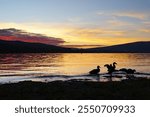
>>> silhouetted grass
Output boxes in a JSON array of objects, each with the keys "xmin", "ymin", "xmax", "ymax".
[{"xmin": 0, "ymin": 79, "xmax": 150, "ymax": 100}]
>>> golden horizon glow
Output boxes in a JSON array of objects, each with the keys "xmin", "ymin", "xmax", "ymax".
[
  {"xmin": 0, "ymin": 22, "xmax": 149, "ymax": 46},
  {"xmin": 0, "ymin": 0, "xmax": 150, "ymax": 47}
]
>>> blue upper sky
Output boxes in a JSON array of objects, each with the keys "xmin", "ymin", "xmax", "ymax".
[
  {"xmin": 0, "ymin": 0, "xmax": 149, "ymax": 22},
  {"xmin": 0, "ymin": 0, "xmax": 150, "ymax": 46}
]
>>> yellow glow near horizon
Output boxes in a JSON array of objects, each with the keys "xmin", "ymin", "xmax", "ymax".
[{"xmin": 0, "ymin": 22, "xmax": 149, "ymax": 46}]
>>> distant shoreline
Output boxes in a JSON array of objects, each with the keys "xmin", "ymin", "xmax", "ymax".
[
  {"xmin": 0, "ymin": 79, "xmax": 150, "ymax": 100},
  {"xmin": 0, "ymin": 40, "xmax": 150, "ymax": 53},
  {"xmin": 0, "ymin": 52, "xmax": 150, "ymax": 54}
]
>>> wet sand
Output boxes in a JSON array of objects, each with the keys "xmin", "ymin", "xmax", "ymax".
[{"xmin": 0, "ymin": 79, "xmax": 150, "ymax": 100}]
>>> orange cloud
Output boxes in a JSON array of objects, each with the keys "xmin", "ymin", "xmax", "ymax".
[{"xmin": 0, "ymin": 28, "xmax": 65, "ymax": 45}]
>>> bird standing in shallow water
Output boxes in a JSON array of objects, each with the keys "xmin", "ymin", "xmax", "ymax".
[
  {"xmin": 89, "ymin": 66, "xmax": 100, "ymax": 75},
  {"xmin": 104, "ymin": 62, "xmax": 117, "ymax": 74},
  {"xmin": 112, "ymin": 62, "xmax": 117, "ymax": 71}
]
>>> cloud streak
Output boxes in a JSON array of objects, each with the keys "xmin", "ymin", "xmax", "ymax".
[
  {"xmin": 0, "ymin": 28, "xmax": 65, "ymax": 45},
  {"xmin": 113, "ymin": 12, "xmax": 149, "ymax": 20},
  {"xmin": 68, "ymin": 28, "xmax": 125, "ymax": 38},
  {"xmin": 97, "ymin": 11, "xmax": 149, "ymax": 20},
  {"xmin": 139, "ymin": 29, "xmax": 150, "ymax": 33}
]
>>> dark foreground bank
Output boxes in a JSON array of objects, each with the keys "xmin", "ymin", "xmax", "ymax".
[{"xmin": 0, "ymin": 79, "xmax": 150, "ymax": 100}]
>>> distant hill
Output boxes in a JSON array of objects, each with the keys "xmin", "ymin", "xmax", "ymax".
[
  {"xmin": 85, "ymin": 41, "xmax": 150, "ymax": 53},
  {"xmin": 0, "ymin": 40, "xmax": 79, "ymax": 53},
  {"xmin": 0, "ymin": 40, "xmax": 149, "ymax": 53}
]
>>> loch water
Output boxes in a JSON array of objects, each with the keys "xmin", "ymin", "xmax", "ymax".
[{"xmin": 0, "ymin": 53, "xmax": 150, "ymax": 83}]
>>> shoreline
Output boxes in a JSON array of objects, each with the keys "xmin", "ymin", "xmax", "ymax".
[{"xmin": 0, "ymin": 78, "xmax": 150, "ymax": 100}]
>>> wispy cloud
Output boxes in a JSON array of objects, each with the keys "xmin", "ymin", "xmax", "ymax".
[
  {"xmin": 143, "ymin": 21, "xmax": 150, "ymax": 25},
  {"xmin": 68, "ymin": 28, "xmax": 125, "ymax": 37},
  {"xmin": 107, "ymin": 19, "xmax": 132, "ymax": 27},
  {"xmin": 139, "ymin": 29, "xmax": 150, "ymax": 33},
  {"xmin": 113, "ymin": 12, "xmax": 149, "ymax": 20},
  {"xmin": 67, "ymin": 17, "xmax": 82, "ymax": 23},
  {"xmin": 97, "ymin": 11, "xmax": 149, "ymax": 20}
]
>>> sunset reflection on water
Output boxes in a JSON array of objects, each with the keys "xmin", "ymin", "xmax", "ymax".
[
  {"xmin": 0, "ymin": 53, "xmax": 149, "ymax": 83},
  {"xmin": 0, "ymin": 53, "xmax": 150, "ymax": 74}
]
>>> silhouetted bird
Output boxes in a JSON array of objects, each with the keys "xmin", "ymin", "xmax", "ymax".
[
  {"xmin": 89, "ymin": 66, "xmax": 100, "ymax": 75},
  {"xmin": 128, "ymin": 69, "xmax": 136, "ymax": 74},
  {"xmin": 104, "ymin": 62, "xmax": 117, "ymax": 74},
  {"xmin": 119, "ymin": 68, "xmax": 136, "ymax": 74},
  {"xmin": 104, "ymin": 64, "xmax": 112, "ymax": 74},
  {"xmin": 112, "ymin": 62, "xmax": 117, "ymax": 70}
]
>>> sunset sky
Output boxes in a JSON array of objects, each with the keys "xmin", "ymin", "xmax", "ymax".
[{"xmin": 0, "ymin": 0, "xmax": 150, "ymax": 47}]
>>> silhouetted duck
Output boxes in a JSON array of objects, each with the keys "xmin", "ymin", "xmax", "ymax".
[
  {"xmin": 104, "ymin": 64, "xmax": 112, "ymax": 74},
  {"xmin": 119, "ymin": 68, "xmax": 136, "ymax": 74},
  {"xmin": 104, "ymin": 62, "xmax": 117, "ymax": 74},
  {"xmin": 89, "ymin": 66, "xmax": 100, "ymax": 75},
  {"xmin": 112, "ymin": 62, "xmax": 117, "ymax": 70}
]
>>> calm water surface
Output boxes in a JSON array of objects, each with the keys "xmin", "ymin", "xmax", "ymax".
[{"xmin": 0, "ymin": 53, "xmax": 150, "ymax": 83}]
